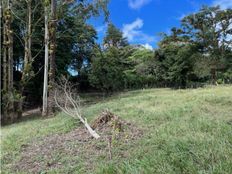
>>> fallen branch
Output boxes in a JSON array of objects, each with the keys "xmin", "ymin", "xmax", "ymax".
[{"xmin": 54, "ymin": 77, "xmax": 100, "ymax": 139}]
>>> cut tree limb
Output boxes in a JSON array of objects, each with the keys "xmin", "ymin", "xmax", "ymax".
[{"xmin": 54, "ymin": 78, "xmax": 100, "ymax": 139}]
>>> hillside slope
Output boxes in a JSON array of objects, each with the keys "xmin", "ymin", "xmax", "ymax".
[{"xmin": 1, "ymin": 86, "xmax": 232, "ymax": 173}]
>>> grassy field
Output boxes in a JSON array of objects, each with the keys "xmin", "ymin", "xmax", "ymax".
[{"xmin": 1, "ymin": 85, "xmax": 232, "ymax": 173}]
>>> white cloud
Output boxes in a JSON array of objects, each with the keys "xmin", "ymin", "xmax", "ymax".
[
  {"xmin": 123, "ymin": 18, "xmax": 143, "ymax": 41},
  {"xmin": 96, "ymin": 24, "xmax": 107, "ymax": 33},
  {"xmin": 128, "ymin": 0, "xmax": 151, "ymax": 9},
  {"xmin": 213, "ymin": 0, "xmax": 232, "ymax": 9},
  {"xmin": 142, "ymin": 43, "xmax": 153, "ymax": 50},
  {"xmin": 122, "ymin": 18, "xmax": 155, "ymax": 43}
]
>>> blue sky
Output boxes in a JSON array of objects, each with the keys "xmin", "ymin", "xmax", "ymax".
[{"xmin": 92, "ymin": 0, "xmax": 232, "ymax": 49}]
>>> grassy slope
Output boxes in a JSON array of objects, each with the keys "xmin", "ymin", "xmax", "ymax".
[{"xmin": 1, "ymin": 86, "xmax": 232, "ymax": 173}]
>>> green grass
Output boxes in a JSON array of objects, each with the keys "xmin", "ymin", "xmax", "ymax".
[{"xmin": 1, "ymin": 85, "xmax": 232, "ymax": 173}]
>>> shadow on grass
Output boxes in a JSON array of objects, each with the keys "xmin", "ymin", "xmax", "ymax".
[{"xmin": 1, "ymin": 108, "xmax": 44, "ymax": 127}]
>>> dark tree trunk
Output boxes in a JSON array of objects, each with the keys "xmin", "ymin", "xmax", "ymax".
[
  {"xmin": 2, "ymin": 0, "xmax": 18, "ymax": 124},
  {"xmin": 47, "ymin": 0, "xmax": 57, "ymax": 115}
]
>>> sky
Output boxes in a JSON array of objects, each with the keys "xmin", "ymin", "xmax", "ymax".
[{"xmin": 92, "ymin": 0, "xmax": 232, "ymax": 49}]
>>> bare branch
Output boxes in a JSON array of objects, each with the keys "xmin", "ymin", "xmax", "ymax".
[
  {"xmin": 54, "ymin": 77, "xmax": 100, "ymax": 139},
  {"xmin": 32, "ymin": 44, "xmax": 45, "ymax": 61},
  {"xmin": 13, "ymin": 32, "xmax": 25, "ymax": 48},
  {"xmin": 11, "ymin": 9, "xmax": 26, "ymax": 23}
]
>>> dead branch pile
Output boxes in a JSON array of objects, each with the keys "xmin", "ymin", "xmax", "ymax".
[{"xmin": 91, "ymin": 110, "xmax": 124, "ymax": 131}]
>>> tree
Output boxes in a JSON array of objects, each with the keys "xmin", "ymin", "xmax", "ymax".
[
  {"xmin": 1, "ymin": 0, "xmax": 15, "ymax": 123},
  {"xmin": 153, "ymin": 28, "xmax": 198, "ymax": 88},
  {"xmin": 42, "ymin": 0, "xmax": 49, "ymax": 116},
  {"xmin": 23, "ymin": 0, "xmax": 32, "ymax": 75},
  {"xmin": 70, "ymin": 20, "xmax": 97, "ymax": 76},
  {"xmin": 124, "ymin": 47, "xmax": 155, "ymax": 88},
  {"xmin": 89, "ymin": 24, "xmax": 130, "ymax": 92},
  {"xmin": 103, "ymin": 23, "xmax": 128, "ymax": 48},
  {"xmin": 181, "ymin": 6, "xmax": 232, "ymax": 83},
  {"xmin": 47, "ymin": 0, "xmax": 57, "ymax": 115},
  {"xmin": 89, "ymin": 46, "xmax": 125, "ymax": 92}
]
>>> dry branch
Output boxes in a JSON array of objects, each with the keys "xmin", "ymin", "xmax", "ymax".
[{"xmin": 54, "ymin": 77, "xmax": 100, "ymax": 139}]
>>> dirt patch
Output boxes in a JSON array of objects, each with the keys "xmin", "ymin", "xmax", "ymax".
[
  {"xmin": 22, "ymin": 108, "xmax": 41, "ymax": 117},
  {"xmin": 13, "ymin": 110, "xmax": 142, "ymax": 173}
]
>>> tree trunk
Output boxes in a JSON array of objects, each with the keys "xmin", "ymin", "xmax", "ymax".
[
  {"xmin": 2, "ymin": 2, "xmax": 8, "ymax": 123},
  {"xmin": 6, "ymin": 1, "xmax": 13, "ymax": 92},
  {"xmin": 42, "ymin": 5, "xmax": 49, "ymax": 116},
  {"xmin": 3, "ymin": 18, "xmax": 7, "ymax": 92},
  {"xmin": 28, "ymin": 0, "xmax": 32, "ymax": 63},
  {"xmin": 211, "ymin": 68, "xmax": 216, "ymax": 85},
  {"xmin": 8, "ymin": 8, "xmax": 14, "ymax": 122},
  {"xmin": 24, "ymin": 34, "xmax": 29, "ymax": 69},
  {"xmin": 47, "ymin": 0, "xmax": 57, "ymax": 115},
  {"xmin": 19, "ymin": 0, "xmax": 32, "ymax": 119},
  {"xmin": 2, "ymin": 0, "xmax": 15, "ymax": 123},
  {"xmin": 22, "ymin": 0, "xmax": 32, "ymax": 78},
  {"xmin": 24, "ymin": 0, "xmax": 32, "ymax": 65}
]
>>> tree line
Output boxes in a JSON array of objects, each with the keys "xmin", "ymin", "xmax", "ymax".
[
  {"xmin": 90, "ymin": 6, "xmax": 232, "ymax": 91},
  {"xmin": 1, "ymin": 1, "xmax": 232, "ymax": 124}
]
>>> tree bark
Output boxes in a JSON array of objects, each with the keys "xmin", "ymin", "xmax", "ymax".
[
  {"xmin": 2, "ymin": 1, "xmax": 8, "ymax": 123},
  {"xmin": 3, "ymin": 17, "xmax": 8, "ymax": 92},
  {"xmin": 2, "ymin": 0, "xmax": 15, "ymax": 123},
  {"xmin": 42, "ymin": 5, "xmax": 49, "ymax": 116},
  {"xmin": 6, "ymin": 1, "xmax": 13, "ymax": 92},
  {"xmin": 24, "ymin": 0, "xmax": 32, "ymax": 63},
  {"xmin": 47, "ymin": 0, "xmax": 57, "ymax": 115},
  {"xmin": 28, "ymin": 0, "xmax": 32, "ymax": 63},
  {"xmin": 8, "ymin": 0, "xmax": 14, "ymax": 122}
]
